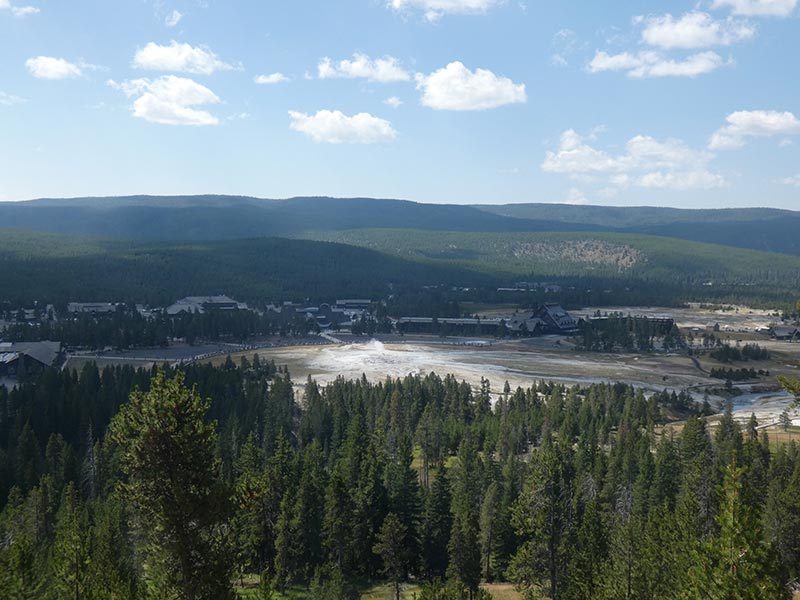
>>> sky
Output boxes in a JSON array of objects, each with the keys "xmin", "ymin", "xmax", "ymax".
[{"xmin": 1, "ymin": 0, "xmax": 799, "ymax": 208}]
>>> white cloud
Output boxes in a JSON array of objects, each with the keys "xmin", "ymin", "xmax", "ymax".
[
  {"xmin": 288, "ymin": 110, "xmax": 397, "ymax": 144},
  {"xmin": 0, "ymin": 91, "xmax": 25, "ymax": 105},
  {"xmin": 778, "ymin": 174, "xmax": 800, "ymax": 186},
  {"xmin": 108, "ymin": 75, "xmax": 220, "ymax": 126},
  {"xmin": 709, "ymin": 110, "xmax": 800, "ymax": 149},
  {"xmin": 542, "ymin": 129, "xmax": 625, "ymax": 173},
  {"xmin": 637, "ymin": 170, "xmax": 728, "ymax": 190},
  {"xmin": 389, "ymin": 0, "xmax": 503, "ymax": 21},
  {"xmin": 712, "ymin": 0, "xmax": 796, "ymax": 16},
  {"xmin": 415, "ymin": 62, "xmax": 526, "ymax": 110},
  {"xmin": 384, "ymin": 96, "xmax": 403, "ymax": 108},
  {"xmin": 639, "ymin": 12, "xmax": 755, "ymax": 49},
  {"xmin": 133, "ymin": 41, "xmax": 235, "ymax": 75},
  {"xmin": 564, "ymin": 188, "xmax": 589, "ymax": 205},
  {"xmin": 1, "ymin": 1, "xmax": 39, "ymax": 17},
  {"xmin": 255, "ymin": 72, "xmax": 289, "ymax": 84},
  {"xmin": 25, "ymin": 56, "xmax": 83, "ymax": 79},
  {"xmin": 588, "ymin": 50, "xmax": 725, "ymax": 78},
  {"xmin": 542, "ymin": 129, "xmax": 726, "ymax": 191},
  {"xmin": 11, "ymin": 5, "xmax": 38, "ymax": 16},
  {"xmin": 318, "ymin": 53, "xmax": 410, "ymax": 83},
  {"xmin": 551, "ymin": 29, "xmax": 583, "ymax": 67},
  {"xmin": 165, "ymin": 10, "xmax": 183, "ymax": 27}
]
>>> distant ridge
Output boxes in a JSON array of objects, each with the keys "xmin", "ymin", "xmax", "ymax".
[{"xmin": 2, "ymin": 195, "xmax": 799, "ymax": 256}]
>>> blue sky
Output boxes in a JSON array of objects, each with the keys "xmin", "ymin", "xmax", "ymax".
[{"xmin": 1, "ymin": 0, "xmax": 799, "ymax": 208}]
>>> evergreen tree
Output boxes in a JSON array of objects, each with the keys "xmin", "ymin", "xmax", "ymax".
[
  {"xmin": 386, "ymin": 434, "xmax": 422, "ymax": 574},
  {"xmin": 479, "ymin": 481, "xmax": 500, "ymax": 582},
  {"xmin": 509, "ymin": 441, "xmax": 574, "ymax": 600},
  {"xmin": 51, "ymin": 483, "xmax": 90, "ymax": 600},
  {"xmin": 447, "ymin": 436, "xmax": 482, "ymax": 597},
  {"xmin": 422, "ymin": 467, "xmax": 453, "ymax": 579},
  {"xmin": 373, "ymin": 513, "xmax": 410, "ymax": 600},
  {"xmin": 686, "ymin": 460, "xmax": 787, "ymax": 599},
  {"xmin": 110, "ymin": 370, "xmax": 235, "ymax": 599}
]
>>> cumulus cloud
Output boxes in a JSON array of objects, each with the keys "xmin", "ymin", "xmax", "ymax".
[
  {"xmin": 588, "ymin": 50, "xmax": 725, "ymax": 78},
  {"xmin": 415, "ymin": 62, "xmax": 526, "ymax": 110},
  {"xmin": 778, "ymin": 174, "xmax": 800, "ymax": 186},
  {"xmin": 709, "ymin": 110, "xmax": 800, "ymax": 149},
  {"xmin": 108, "ymin": 75, "xmax": 220, "ymax": 126},
  {"xmin": 133, "ymin": 41, "xmax": 236, "ymax": 75},
  {"xmin": 564, "ymin": 188, "xmax": 589, "ymax": 205},
  {"xmin": 25, "ymin": 56, "xmax": 84, "ymax": 79},
  {"xmin": 542, "ymin": 129, "xmax": 726, "ymax": 191},
  {"xmin": 384, "ymin": 96, "xmax": 403, "ymax": 108},
  {"xmin": 589, "ymin": 10, "xmax": 752, "ymax": 80},
  {"xmin": 1, "ymin": 1, "xmax": 39, "ymax": 17},
  {"xmin": 288, "ymin": 110, "xmax": 397, "ymax": 144},
  {"xmin": 255, "ymin": 72, "xmax": 289, "ymax": 84},
  {"xmin": 712, "ymin": 0, "xmax": 796, "ymax": 16},
  {"xmin": 639, "ymin": 11, "xmax": 755, "ymax": 49},
  {"xmin": 12, "ymin": 5, "xmax": 38, "ymax": 16},
  {"xmin": 317, "ymin": 53, "xmax": 410, "ymax": 83},
  {"xmin": 389, "ymin": 0, "xmax": 503, "ymax": 21},
  {"xmin": 0, "ymin": 91, "xmax": 25, "ymax": 105},
  {"xmin": 165, "ymin": 10, "xmax": 183, "ymax": 27}
]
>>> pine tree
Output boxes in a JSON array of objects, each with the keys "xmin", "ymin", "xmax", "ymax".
[
  {"xmin": 109, "ymin": 370, "xmax": 235, "ymax": 599},
  {"xmin": 686, "ymin": 460, "xmax": 786, "ymax": 599},
  {"xmin": 386, "ymin": 434, "xmax": 422, "ymax": 573},
  {"xmin": 509, "ymin": 441, "xmax": 574, "ymax": 600},
  {"xmin": 373, "ymin": 513, "xmax": 410, "ymax": 600},
  {"xmin": 422, "ymin": 467, "xmax": 453, "ymax": 579},
  {"xmin": 51, "ymin": 483, "xmax": 90, "ymax": 600},
  {"xmin": 233, "ymin": 432, "xmax": 268, "ymax": 578},
  {"xmin": 290, "ymin": 441, "xmax": 326, "ymax": 583},
  {"xmin": 447, "ymin": 436, "xmax": 483, "ymax": 597},
  {"xmin": 479, "ymin": 481, "xmax": 500, "ymax": 582},
  {"xmin": 89, "ymin": 492, "xmax": 137, "ymax": 600},
  {"xmin": 273, "ymin": 496, "xmax": 293, "ymax": 592}
]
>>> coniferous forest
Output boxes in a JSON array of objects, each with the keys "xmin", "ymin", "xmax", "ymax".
[{"xmin": 1, "ymin": 360, "xmax": 799, "ymax": 599}]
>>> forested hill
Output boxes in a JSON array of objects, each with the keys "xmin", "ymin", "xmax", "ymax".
[
  {"xmin": 2, "ymin": 228, "xmax": 800, "ymax": 307},
  {"xmin": 478, "ymin": 203, "xmax": 800, "ymax": 256},
  {"xmin": 0, "ymin": 230, "xmax": 497, "ymax": 305},
  {"xmin": 3, "ymin": 195, "xmax": 800, "ymax": 256},
  {"xmin": 0, "ymin": 196, "xmax": 596, "ymax": 241}
]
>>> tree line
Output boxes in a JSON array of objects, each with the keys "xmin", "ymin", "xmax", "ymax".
[{"xmin": 1, "ymin": 360, "xmax": 799, "ymax": 598}]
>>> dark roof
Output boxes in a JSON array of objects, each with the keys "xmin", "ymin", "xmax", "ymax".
[
  {"xmin": 0, "ymin": 341, "xmax": 62, "ymax": 367},
  {"xmin": 772, "ymin": 326, "xmax": 799, "ymax": 337}
]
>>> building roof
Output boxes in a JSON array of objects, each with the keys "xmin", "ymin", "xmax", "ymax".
[
  {"xmin": 0, "ymin": 341, "xmax": 62, "ymax": 367},
  {"xmin": 507, "ymin": 314, "xmax": 545, "ymax": 332},
  {"xmin": 397, "ymin": 317, "xmax": 504, "ymax": 326},
  {"xmin": 67, "ymin": 302, "xmax": 120, "ymax": 313},
  {"xmin": 0, "ymin": 352, "xmax": 19, "ymax": 365},
  {"xmin": 539, "ymin": 304, "xmax": 578, "ymax": 330},
  {"xmin": 772, "ymin": 326, "xmax": 799, "ymax": 337},
  {"xmin": 166, "ymin": 295, "xmax": 248, "ymax": 315}
]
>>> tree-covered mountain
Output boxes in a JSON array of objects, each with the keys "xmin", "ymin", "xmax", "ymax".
[
  {"xmin": 477, "ymin": 203, "xmax": 800, "ymax": 255},
  {"xmin": 303, "ymin": 229, "xmax": 800, "ymax": 292},
  {"xmin": 1, "ymin": 228, "xmax": 799, "ymax": 307},
  {"xmin": 0, "ymin": 230, "xmax": 495, "ymax": 305},
  {"xmin": 3, "ymin": 195, "xmax": 800, "ymax": 256}
]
